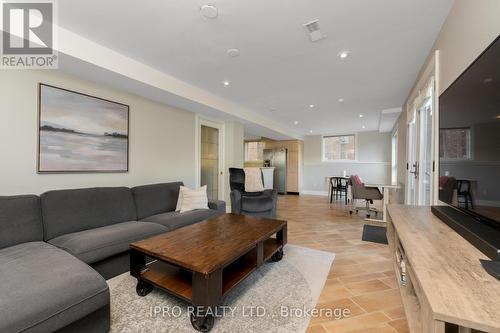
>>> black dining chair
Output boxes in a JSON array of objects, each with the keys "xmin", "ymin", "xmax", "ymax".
[{"xmin": 329, "ymin": 177, "xmax": 349, "ymax": 205}]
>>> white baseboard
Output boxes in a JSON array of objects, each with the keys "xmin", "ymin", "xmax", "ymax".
[{"xmin": 300, "ymin": 190, "xmax": 329, "ymax": 196}]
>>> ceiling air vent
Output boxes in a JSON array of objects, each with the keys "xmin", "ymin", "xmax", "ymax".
[{"xmin": 303, "ymin": 19, "xmax": 325, "ymax": 42}]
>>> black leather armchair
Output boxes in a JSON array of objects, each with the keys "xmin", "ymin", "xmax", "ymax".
[{"xmin": 229, "ymin": 168, "xmax": 278, "ymax": 218}]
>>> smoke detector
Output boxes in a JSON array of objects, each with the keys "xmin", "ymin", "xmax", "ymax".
[
  {"xmin": 303, "ymin": 19, "xmax": 325, "ymax": 42},
  {"xmin": 200, "ymin": 4, "xmax": 218, "ymax": 19}
]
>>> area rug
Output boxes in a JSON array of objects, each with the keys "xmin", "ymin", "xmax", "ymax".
[
  {"xmin": 362, "ymin": 224, "xmax": 388, "ymax": 245},
  {"xmin": 107, "ymin": 245, "xmax": 335, "ymax": 333}
]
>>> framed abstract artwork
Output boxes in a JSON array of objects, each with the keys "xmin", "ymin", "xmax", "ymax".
[{"xmin": 38, "ymin": 84, "xmax": 129, "ymax": 173}]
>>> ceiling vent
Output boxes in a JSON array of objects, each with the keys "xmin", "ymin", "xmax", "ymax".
[{"xmin": 303, "ymin": 19, "xmax": 325, "ymax": 42}]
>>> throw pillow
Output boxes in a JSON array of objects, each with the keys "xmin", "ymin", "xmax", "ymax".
[
  {"xmin": 244, "ymin": 167, "xmax": 264, "ymax": 192},
  {"xmin": 175, "ymin": 186, "xmax": 185, "ymax": 212},
  {"xmin": 178, "ymin": 185, "xmax": 209, "ymax": 213}
]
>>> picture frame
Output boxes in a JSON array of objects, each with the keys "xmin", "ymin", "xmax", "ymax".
[{"xmin": 37, "ymin": 83, "xmax": 130, "ymax": 173}]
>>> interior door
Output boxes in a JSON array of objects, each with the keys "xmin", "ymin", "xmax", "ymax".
[{"xmin": 200, "ymin": 125, "xmax": 220, "ymax": 201}]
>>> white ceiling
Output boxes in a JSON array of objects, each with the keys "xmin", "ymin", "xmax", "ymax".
[{"xmin": 57, "ymin": 0, "xmax": 453, "ymax": 137}]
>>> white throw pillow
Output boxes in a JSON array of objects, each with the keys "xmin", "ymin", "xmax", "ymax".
[
  {"xmin": 175, "ymin": 186, "xmax": 186, "ymax": 212},
  {"xmin": 244, "ymin": 167, "xmax": 264, "ymax": 192},
  {"xmin": 178, "ymin": 185, "xmax": 209, "ymax": 213}
]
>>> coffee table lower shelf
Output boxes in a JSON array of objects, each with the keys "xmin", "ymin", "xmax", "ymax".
[{"xmin": 130, "ymin": 227, "xmax": 287, "ymax": 332}]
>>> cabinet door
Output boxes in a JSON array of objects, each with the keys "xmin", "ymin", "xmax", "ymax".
[{"xmin": 287, "ymin": 151, "xmax": 299, "ymax": 192}]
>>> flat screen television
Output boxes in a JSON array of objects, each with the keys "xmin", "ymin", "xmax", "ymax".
[{"xmin": 438, "ymin": 35, "xmax": 500, "ymax": 234}]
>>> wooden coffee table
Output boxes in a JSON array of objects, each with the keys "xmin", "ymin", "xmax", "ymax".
[{"xmin": 130, "ymin": 213, "xmax": 287, "ymax": 332}]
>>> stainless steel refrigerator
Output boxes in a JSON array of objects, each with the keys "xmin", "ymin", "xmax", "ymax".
[{"xmin": 263, "ymin": 148, "xmax": 287, "ymax": 194}]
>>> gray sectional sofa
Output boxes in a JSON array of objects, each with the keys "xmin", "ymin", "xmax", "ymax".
[{"xmin": 0, "ymin": 182, "xmax": 225, "ymax": 333}]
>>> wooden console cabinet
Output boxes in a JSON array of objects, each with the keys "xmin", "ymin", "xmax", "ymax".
[{"xmin": 387, "ymin": 205, "xmax": 500, "ymax": 333}]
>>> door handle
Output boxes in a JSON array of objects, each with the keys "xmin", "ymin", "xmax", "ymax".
[{"xmin": 409, "ymin": 162, "xmax": 419, "ymax": 179}]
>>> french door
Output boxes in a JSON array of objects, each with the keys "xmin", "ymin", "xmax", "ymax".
[{"xmin": 407, "ymin": 78, "xmax": 435, "ymax": 205}]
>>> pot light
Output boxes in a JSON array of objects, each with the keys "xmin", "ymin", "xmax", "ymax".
[
  {"xmin": 362, "ymin": 125, "xmax": 366, "ymax": 129},
  {"xmin": 223, "ymin": 80, "xmax": 230, "ymax": 86},
  {"xmin": 200, "ymin": 4, "xmax": 218, "ymax": 19},
  {"xmin": 294, "ymin": 121, "xmax": 299, "ymax": 125},
  {"xmin": 338, "ymin": 98, "xmax": 344, "ymax": 103},
  {"xmin": 309, "ymin": 104, "xmax": 315, "ymax": 108},
  {"xmin": 227, "ymin": 48, "xmax": 240, "ymax": 57},
  {"xmin": 338, "ymin": 51, "xmax": 349, "ymax": 59},
  {"xmin": 309, "ymin": 130, "xmax": 313, "ymax": 133},
  {"xmin": 359, "ymin": 114, "xmax": 364, "ymax": 118}
]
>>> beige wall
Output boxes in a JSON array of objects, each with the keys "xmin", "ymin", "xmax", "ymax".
[
  {"xmin": 302, "ymin": 131, "xmax": 391, "ymax": 194},
  {"xmin": 430, "ymin": 0, "xmax": 500, "ymax": 96},
  {"xmin": 0, "ymin": 70, "xmax": 197, "ymax": 195},
  {"xmin": 223, "ymin": 121, "xmax": 244, "ymax": 205},
  {"xmin": 394, "ymin": 0, "xmax": 500, "ymax": 203}
]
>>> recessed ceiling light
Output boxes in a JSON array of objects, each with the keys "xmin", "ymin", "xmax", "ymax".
[
  {"xmin": 338, "ymin": 51, "xmax": 350, "ymax": 59},
  {"xmin": 309, "ymin": 130, "xmax": 313, "ymax": 133},
  {"xmin": 359, "ymin": 114, "xmax": 364, "ymax": 118},
  {"xmin": 338, "ymin": 98, "xmax": 344, "ymax": 103},
  {"xmin": 227, "ymin": 48, "xmax": 240, "ymax": 57},
  {"xmin": 200, "ymin": 4, "xmax": 218, "ymax": 19},
  {"xmin": 496, "ymin": 115, "xmax": 500, "ymax": 119},
  {"xmin": 293, "ymin": 121, "xmax": 299, "ymax": 125},
  {"xmin": 362, "ymin": 125, "xmax": 366, "ymax": 129},
  {"xmin": 223, "ymin": 80, "xmax": 230, "ymax": 86},
  {"xmin": 309, "ymin": 104, "xmax": 315, "ymax": 108}
]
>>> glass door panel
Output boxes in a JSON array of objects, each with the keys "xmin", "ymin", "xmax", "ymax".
[
  {"xmin": 407, "ymin": 118, "xmax": 417, "ymax": 204},
  {"xmin": 200, "ymin": 125, "xmax": 219, "ymax": 201},
  {"xmin": 418, "ymin": 99, "xmax": 433, "ymax": 205}
]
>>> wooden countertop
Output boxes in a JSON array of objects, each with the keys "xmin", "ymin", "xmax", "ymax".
[{"xmin": 387, "ymin": 205, "xmax": 500, "ymax": 332}]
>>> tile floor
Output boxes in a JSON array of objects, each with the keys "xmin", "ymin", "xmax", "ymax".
[{"xmin": 276, "ymin": 195, "xmax": 408, "ymax": 333}]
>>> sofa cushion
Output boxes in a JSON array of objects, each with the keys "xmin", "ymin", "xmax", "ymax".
[
  {"xmin": 141, "ymin": 209, "xmax": 218, "ymax": 230},
  {"xmin": 132, "ymin": 182, "xmax": 184, "ymax": 219},
  {"xmin": 48, "ymin": 221, "xmax": 168, "ymax": 264},
  {"xmin": 41, "ymin": 187, "xmax": 137, "ymax": 240},
  {"xmin": 0, "ymin": 242, "xmax": 109, "ymax": 333},
  {"xmin": 241, "ymin": 195, "xmax": 274, "ymax": 212},
  {"xmin": 0, "ymin": 195, "xmax": 43, "ymax": 249}
]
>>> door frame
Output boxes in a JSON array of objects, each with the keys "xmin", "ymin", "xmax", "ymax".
[{"xmin": 195, "ymin": 116, "xmax": 225, "ymax": 201}]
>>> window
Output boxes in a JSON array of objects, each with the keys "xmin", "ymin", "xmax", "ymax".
[
  {"xmin": 244, "ymin": 141, "xmax": 264, "ymax": 161},
  {"xmin": 322, "ymin": 135, "xmax": 356, "ymax": 161},
  {"xmin": 439, "ymin": 128, "xmax": 471, "ymax": 160},
  {"xmin": 391, "ymin": 130, "xmax": 398, "ymax": 184}
]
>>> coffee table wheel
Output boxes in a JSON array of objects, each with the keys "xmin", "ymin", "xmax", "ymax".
[
  {"xmin": 190, "ymin": 313, "xmax": 214, "ymax": 332},
  {"xmin": 136, "ymin": 280, "xmax": 153, "ymax": 297},
  {"xmin": 271, "ymin": 248, "xmax": 284, "ymax": 262}
]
